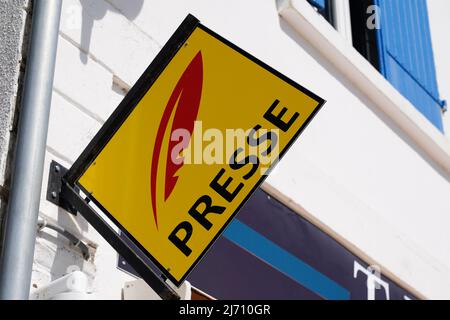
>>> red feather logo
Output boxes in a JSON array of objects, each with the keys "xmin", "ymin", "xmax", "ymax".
[{"xmin": 150, "ymin": 51, "xmax": 203, "ymax": 228}]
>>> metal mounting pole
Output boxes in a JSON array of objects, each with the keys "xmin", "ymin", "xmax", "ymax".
[{"xmin": 0, "ymin": 0, "xmax": 62, "ymax": 299}]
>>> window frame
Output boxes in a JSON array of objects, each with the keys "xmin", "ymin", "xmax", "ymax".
[{"xmin": 278, "ymin": 0, "xmax": 450, "ymax": 173}]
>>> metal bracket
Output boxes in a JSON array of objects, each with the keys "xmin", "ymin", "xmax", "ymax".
[
  {"xmin": 47, "ymin": 161, "xmax": 78, "ymax": 215},
  {"xmin": 441, "ymin": 99, "xmax": 448, "ymax": 113},
  {"xmin": 45, "ymin": 161, "xmax": 180, "ymax": 300}
]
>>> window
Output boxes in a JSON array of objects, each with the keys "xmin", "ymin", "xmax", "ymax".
[
  {"xmin": 307, "ymin": 0, "xmax": 445, "ymax": 131},
  {"xmin": 349, "ymin": 0, "xmax": 379, "ymax": 70},
  {"xmin": 349, "ymin": 0, "xmax": 445, "ymax": 131},
  {"xmin": 307, "ymin": 0, "xmax": 334, "ymax": 24}
]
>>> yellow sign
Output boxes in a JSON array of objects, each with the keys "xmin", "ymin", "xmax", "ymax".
[{"xmin": 72, "ymin": 16, "xmax": 324, "ymax": 285}]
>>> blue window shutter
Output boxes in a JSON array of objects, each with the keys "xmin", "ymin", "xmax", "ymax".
[
  {"xmin": 375, "ymin": 0, "xmax": 444, "ymax": 131},
  {"xmin": 308, "ymin": 0, "xmax": 326, "ymax": 12}
]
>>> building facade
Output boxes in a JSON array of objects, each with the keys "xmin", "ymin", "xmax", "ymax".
[{"xmin": 1, "ymin": 0, "xmax": 450, "ymax": 299}]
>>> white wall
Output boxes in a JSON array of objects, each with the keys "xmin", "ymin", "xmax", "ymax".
[
  {"xmin": 428, "ymin": 0, "xmax": 450, "ymax": 136},
  {"xmin": 32, "ymin": 0, "xmax": 450, "ymax": 299}
]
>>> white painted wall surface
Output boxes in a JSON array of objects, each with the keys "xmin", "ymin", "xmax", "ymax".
[
  {"xmin": 428, "ymin": 0, "xmax": 450, "ymax": 136},
  {"xmin": 32, "ymin": 0, "xmax": 450, "ymax": 299}
]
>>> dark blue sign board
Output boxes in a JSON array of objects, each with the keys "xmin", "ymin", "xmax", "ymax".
[{"xmin": 118, "ymin": 189, "xmax": 416, "ymax": 300}]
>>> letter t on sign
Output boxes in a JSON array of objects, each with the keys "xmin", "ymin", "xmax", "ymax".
[{"xmin": 353, "ymin": 261, "xmax": 390, "ymax": 300}]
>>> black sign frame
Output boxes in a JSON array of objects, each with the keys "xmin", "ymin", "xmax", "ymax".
[{"xmin": 58, "ymin": 14, "xmax": 325, "ymax": 290}]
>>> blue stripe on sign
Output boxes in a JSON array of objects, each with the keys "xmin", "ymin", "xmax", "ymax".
[{"xmin": 223, "ymin": 220, "xmax": 350, "ymax": 300}]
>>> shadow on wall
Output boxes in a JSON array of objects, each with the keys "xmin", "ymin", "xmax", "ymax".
[{"xmin": 78, "ymin": 0, "xmax": 144, "ymax": 64}]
